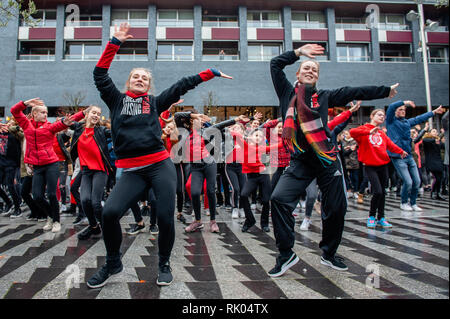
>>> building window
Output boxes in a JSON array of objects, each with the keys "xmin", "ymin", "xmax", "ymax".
[
  {"xmin": 111, "ymin": 10, "xmax": 148, "ymax": 27},
  {"xmin": 380, "ymin": 43, "xmax": 412, "ymax": 62},
  {"xmin": 21, "ymin": 10, "xmax": 57, "ymax": 27},
  {"xmin": 65, "ymin": 41, "xmax": 102, "ymax": 60},
  {"xmin": 335, "ymin": 17, "xmax": 366, "ymax": 30},
  {"xmin": 247, "ymin": 11, "xmax": 282, "ymax": 28},
  {"xmin": 202, "ymin": 15, "xmax": 238, "ymax": 27},
  {"xmin": 428, "ymin": 46, "xmax": 449, "ymax": 63},
  {"xmin": 202, "ymin": 41, "xmax": 239, "ymax": 61},
  {"xmin": 18, "ymin": 41, "xmax": 55, "ymax": 61},
  {"xmin": 157, "ymin": 10, "xmax": 194, "ymax": 27},
  {"xmin": 116, "ymin": 41, "xmax": 148, "ymax": 61},
  {"xmin": 248, "ymin": 42, "xmax": 282, "ymax": 61},
  {"xmin": 378, "ymin": 14, "xmax": 409, "ymax": 31},
  {"xmin": 291, "ymin": 12, "xmax": 326, "ymax": 29},
  {"xmin": 293, "ymin": 42, "xmax": 329, "ymax": 61},
  {"xmin": 157, "ymin": 42, "xmax": 193, "ymax": 61},
  {"xmin": 0, "ymin": 107, "xmax": 5, "ymax": 118},
  {"xmin": 65, "ymin": 12, "xmax": 102, "ymax": 27},
  {"xmin": 337, "ymin": 44, "xmax": 370, "ymax": 62}
]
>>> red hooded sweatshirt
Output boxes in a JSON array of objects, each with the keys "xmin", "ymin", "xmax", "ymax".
[{"xmin": 350, "ymin": 123, "xmax": 404, "ymax": 166}]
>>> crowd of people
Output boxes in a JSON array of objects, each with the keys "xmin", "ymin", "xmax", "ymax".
[{"xmin": 0, "ymin": 23, "xmax": 448, "ymax": 288}]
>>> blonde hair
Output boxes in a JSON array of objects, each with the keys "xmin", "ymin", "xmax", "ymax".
[
  {"xmin": 125, "ymin": 68, "xmax": 153, "ymax": 93},
  {"xmin": 370, "ymin": 109, "xmax": 385, "ymax": 119},
  {"xmin": 297, "ymin": 60, "xmax": 321, "ymax": 75},
  {"xmin": 31, "ymin": 105, "xmax": 47, "ymax": 117}
]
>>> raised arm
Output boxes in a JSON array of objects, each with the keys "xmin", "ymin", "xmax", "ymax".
[
  {"xmin": 93, "ymin": 23, "xmax": 133, "ymax": 109},
  {"xmin": 327, "ymin": 84, "xmax": 394, "ymax": 108}
]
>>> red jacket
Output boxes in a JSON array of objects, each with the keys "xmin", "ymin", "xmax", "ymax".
[
  {"xmin": 350, "ymin": 123, "xmax": 404, "ymax": 166},
  {"xmin": 11, "ymin": 101, "xmax": 85, "ymax": 166}
]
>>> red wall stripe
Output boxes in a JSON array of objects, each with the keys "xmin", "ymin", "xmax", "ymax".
[
  {"xmin": 166, "ymin": 27, "xmax": 194, "ymax": 39},
  {"xmin": 28, "ymin": 28, "xmax": 56, "ymax": 39},
  {"xmin": 256, "ymin": 28, "xmax": 284, "ymax": 40},
  {"xmin": 74, "ymin": 27, "xmax": 102, "ymax": 39},
  {"xmin": 301, "ymin": 29, "xmax": 328, "ymax": 41},
  {"xmin": 427, "ymin": 32, "xmax": 449, "ymax": 44},
  {"xmin": 386, "ymin": 31, "xmax": 413, "ymax": 43},
  {"xmin": 211, "ymin": 28, "xmax": 240, "ymax": 40},
  {"xmin": 344, "ymin": 30, "xmax": 371, "ymax": 42}
]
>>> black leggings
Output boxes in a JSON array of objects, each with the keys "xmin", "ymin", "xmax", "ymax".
[
  {"xmin": 58, "ymin": 161, "xmax": 68, "ymax": 205},
  {"xmin": 216, "ymin": 163, "xmax": 231, "ymax": 206},
  {"xmin": 80, "ymin": 168, "xmax": 108, "ymax": 228},
  {"xmin": 21, "ymin": 176, "xmax": 45, "ymax": 218},
  {"xmin": 0, "ymin": 167, "xmax": 21, "ymax": 210},
  {"xmin": 131, "ymin": 188, "xmax": 157, "ymax": 226},
  {"xmin": 430, "ymin": 169, "xmax": 443, "ymax": 195},
  {"xmin": 241, "ymin": 172, "xmax": 271, "ymax": 227},
  {"xmin": 190, "ymin": 162, "xmax": 217, "ymax": 220},
  {"xmin": 102, "ymin": 158, "xmax": 176, "ymax": 267},
  {"xmin": 364, "ymin": 165, "xmax": 389, "ymax": 219},
  {"xmin": 70, "ymin": 172, "xmax": 85, "ymax": 217},
  {"xmin": 32, "ymin": 162, "xmax": 60, "ymax": 222},
  {"xmin": 271, "ymin": 166, "xmax": 286, "ymax": 193},
  {"xmin": 225, "ymin": 163, "xmax": 246, "ymax": 209},
  {"xmin": 175, "ymin": 163, "xmax": 187, "ymax": 213}
]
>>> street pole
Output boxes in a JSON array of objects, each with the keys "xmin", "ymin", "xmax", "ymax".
[{"xmin": 417, "ymin": 2, "xmax": 434, "ymax": 128}]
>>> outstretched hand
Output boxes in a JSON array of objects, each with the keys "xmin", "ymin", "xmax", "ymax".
[
  {"xmin": 253, "ymin": 112, "xmax": 263, "ymax": 121},
  {"xmin": 296, "ymin": 44, "xmax": 325, "ymax": 58},
  {"xmin": 113, "ymin": 23, "xmax": 134, "ymax": 43},
  {"xmin": 236, "ymin": 114, "xmax": 250, "ymax": 123},
  {"xmin": 168, "ymin": 99, "xmax": 184, "ymax": 112},
  {"xmin": 211, "ymin": 68, "xmax": 233, "ymax": 79},
  {"xmin": 349, "ymin": 100, "xmax": 362, "ymax": 113},
  {"xmin": 389, "ymin": 83, "xmax": 399, "ymax": 98},
  {"xmin": 63, "ymin": 113, "xmax": 77, "ymax": 126},
  {"xmin": 433, "ymin": 105, "xmax": 445, "ymax": 115},
  {"xmin": 404, "ymin": 100, "xmax": 416, "ymax": 108},
  {"xmin": 0, "ymin": 123, "xmax": 9, "ymax": 133}
]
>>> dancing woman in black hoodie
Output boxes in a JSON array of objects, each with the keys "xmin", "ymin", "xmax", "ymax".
[{"xmin": 87, "ymin": 23, "xmax": 231, "ymax": 288}]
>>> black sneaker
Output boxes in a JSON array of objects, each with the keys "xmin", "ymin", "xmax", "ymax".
[
  {"xmin": 320, "ymin": 255, "xmax": 348, "ymax": 271},
  {"xmin": 141, "ymin": 206, "xmax": 150, "ymax": 217},
  {"xmin": 177, "ymin": 213, "xmax": 186, "ymax": 224},
  {"xmin": 78, "ymin": 225, "xmax": 102, "ymax": 240},
  {"xmin": 127, "ymin": 223, "xmax": 145, "ymax": 235},
  {"xmin": 268, "ymin": 252, "xmax": 299, "ymax": 277},
  {"xmin": 241, "ymin": 221, "xmax": 255, "ymax": 233},
  {"xmin": 262, "ymin": 225, "xmax": 270, "ymax": 232},
  {"xmin": 87, "ymin": 262, "xmax": 123, "ymax": 289},
  {"xmin": 149, "ymin": 224, "xmax": 159, "ymax": 235},
  {"xmin": 73, "ymin": 215, "xmax": 84, "ymax": 225},
  {"xmin": 0, "ymin": 203, "xmax": 13, "ymax": 217},
  {"xmin": 10, "ymin": 209, "xmax": 23, "ymax": 219},
  {"xmin": 26, "ymin": 214, "xmax": 37, "ymax": 221},
  {"xmin": 156, "ymin": 262, "xmax": 173, "ymax": 286}
]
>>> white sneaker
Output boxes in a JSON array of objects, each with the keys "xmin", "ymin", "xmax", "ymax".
[
  {"xmin": 60, "ymin": 204, "xmax": 67, "ymax": 211},
  {"xmin": 256, "ymin": 203, "xmax": 263, "ymax": 211},
  {"xmin": 205, "ymin": 209, "xmax": 210, "ymax": 216},
  {"xmin": 411, "ymin": 204, "xmax": 423, "ymax": 212},
  {"xmin": 347, "ymin": 191, "xmax": 353, "ymax": 199},
  {"xmin": 250, "ymin": 204, "xmax": 256, "ymax": 210},
  {"xmin": 300, "ymin": 218, "xmax": 311, "ymax": 231},
  {"xmin": 51, "ymin": 222, "xmax": 61, "ymax": 233},
  {"xmin": 418, "ymin": 187, "xmax": 424, "ymax": 195},
  {"xmin": 43, "ymin": 218, "xmax": 53, "ymax": 231},
  {"xmin": 400, "ymin": 203, "xmax": 413, "ymax": 211},
  {"xmin": 231, "ymin": 208, "xmax": 239, "ymax": 219},
  {"xmin": 239, "ymin": 208, "xmax": 245, "ymax": 218}
]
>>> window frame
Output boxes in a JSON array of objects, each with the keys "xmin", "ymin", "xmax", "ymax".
[{"xmin": 156, "ymin": 41, "xmax": 194, "ymax": 61}]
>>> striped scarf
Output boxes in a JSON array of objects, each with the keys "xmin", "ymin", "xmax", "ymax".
[{"xmin": 282, "ymin": 83, "xmax": 337, "ymax": 166}]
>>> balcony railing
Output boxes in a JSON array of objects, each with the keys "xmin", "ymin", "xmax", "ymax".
[
  {"xmin": 335, "ymin": 23, "xmax": 367, "ymax": 30},
  {"xmin": 67, "ymin": 20, "xmax": 103, "ymax": 27},
  {"xmin": 157, "ymin": 20, "xmax": 194, "ymax": 27},
  {"xmin": 247, "ymin": 21, "xmax": 283, "ymax": 28},
  {"xmin": 114, "ymin": 54, "xmax": 148, "ymax": 61},
  {"xmin": 202, "ymin": 21, "xmax": 239, "ymax": 28},
  {"xmin": 291, "ymin": 21, "xmax": 327, "ymax": 29},
  {"xmin": 378, "ymin": 23, "xmax": 410, "ymax": 31},
  {"xmin": 18, "ymin": 54, "xmax": 55, "ymax": 61},
  {"xmin": 64, "ymin": 54, "xmax": 101, "ymax": 61},
  {"xmin": 157, "ymin": 54, "xmax": 194, "ymax": 61},
  {"xmin": 337, "ymin": 56, "xmax": 371, "ymax": 62},
  {"xmin": 429, "ymin": 57, "xmax": 449, "ymax": 63},
  {"xmin": 202, "ymin": 54, "xmax": 239, "ymax": 61},
  {"xmin": 111, "ymin": 19, "xmax": 148, "ymax": 27},
  {"xmin": 381, "ymin": 56, "xmax": 413, "ymax": 62},
  {"xmin": 248, "ymin": 54, "xmax": 279, "ymax": 61}
]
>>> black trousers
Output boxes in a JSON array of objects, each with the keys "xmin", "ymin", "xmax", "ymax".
[
  {"xmin": 70, "ymin": 172, "xmax": 85, "ymax": 217},
  {"xmin": 102, "ymin": 158, "xmax": 176, "ymax": 267},
  {"xmin": 364, "ymin": 165, "xmax": 388, "ymax": 219},
  {"xmin": 216, "ymin": 163, "xmax": 231, "ymax": 206},
  {"xmin": 190, "ymin": 162, "xmax": 217, "ymax": 220},
  {"xmin": 271, "ymin": 157, "xmax": 347, "ymax": 259},
  {"xmin": 175, "ymin": 163, "xmax": 187, "ymax": 213},
  {"xmin": 0, "ymin": 167, "xmax": 21, "ymax": 210},
  {"xmin": 430, "ymin": 169, "xmax": 443, "ymax": 195},
  {"xmin": 21, "ymin": 176, "xmax": 45, "ymax": 218},
  {"xmin": 225, "ymin": 163, "xmax": 246, "ymax": 209},
  {"xmin": 131, "ymin": 188, "xmax": 157, "ymax": 226},
  {"xmin": 57, "ymin": 161, "xmax": 68, "ymax": 205},
  {"xmin": 241, "ymin": 172, "xmax": 271, "ymax": 227},
  {"xmin": 271, "ymin": 166, "xmax": 286, "ymax": 193},
  {"xmin": 32, "ymin": 162, "xmax": 60, "ymax": 222},
  {"xmin": 80, "ymin": 168, "xmax": 108, "ymax": 228}
]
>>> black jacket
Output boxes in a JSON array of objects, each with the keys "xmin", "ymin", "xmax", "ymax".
[
  {"xmin": 94, "ymin": 42, "xmax": 207, "ymax": 161},
  {"xmin": 0, "ymin": 127, "xmax": 22, "ymax": 168},
  {"xmin": 69, "ymin": 122, "xmax": 113, "ymax": 174},
  {"xmin": 270, "ymin": 50, "xmax": 391, "ymax": 160},
  {"xmin": 56, "ymin": 131, "xmax": 72, "ymax": 163},
  {"xmin": 422, "ymin": 138, "xmax": 444, "ymax": 172}
]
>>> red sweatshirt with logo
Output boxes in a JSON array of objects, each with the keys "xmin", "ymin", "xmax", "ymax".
[{"xmin": 350, "ymin": 123, "xmax": 404, "ymax": 166}]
